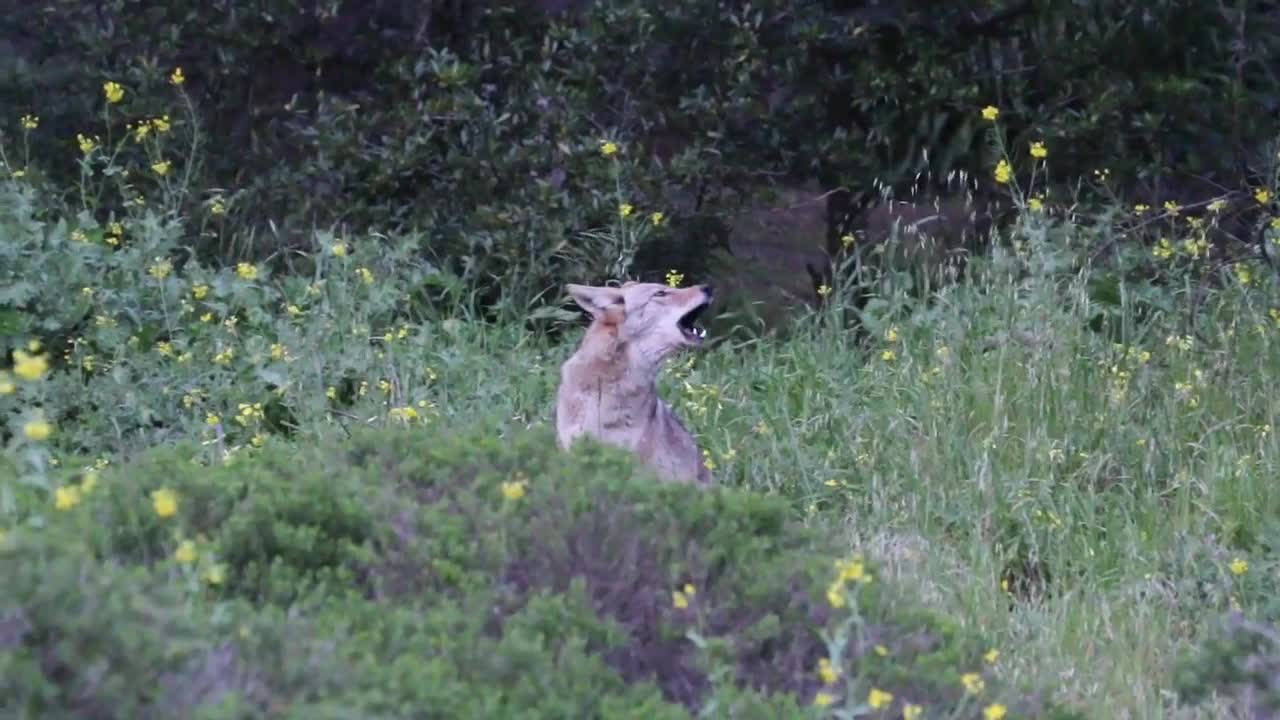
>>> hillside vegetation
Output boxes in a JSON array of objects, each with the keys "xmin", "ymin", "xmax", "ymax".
[{"xmin": 4, "ymin": 1, "xmax": 1280, "ymax": 718}]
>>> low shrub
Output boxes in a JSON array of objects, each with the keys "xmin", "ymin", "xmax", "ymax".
[
  {"xmin": 1, "ymin": 424, "xmax": 1073, "ymax": 718},
  {"xmin": 1176, "ymin": 612, "xmax": 1280, "ymax": 718}
]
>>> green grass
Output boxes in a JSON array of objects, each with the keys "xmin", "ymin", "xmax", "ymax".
[{"xmin": 5, "ymin": 129, "xmax": 1280, "ymax": 717}]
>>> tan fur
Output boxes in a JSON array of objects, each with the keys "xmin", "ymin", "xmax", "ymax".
[{"xmin": 555, "ymin": 281, "xmax": 714, "ymax": 485}]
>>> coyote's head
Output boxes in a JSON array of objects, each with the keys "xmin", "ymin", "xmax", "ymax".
[{"xmin": 565, "ymin": 280, "xmax": 714, "ymax": 361}]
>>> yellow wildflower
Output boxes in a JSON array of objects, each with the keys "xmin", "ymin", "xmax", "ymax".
[
  {"xmin": 985, "ymin": 648, "xmax": 1000, "ymax": 664},
  {"xmin": 619, "ymin": 203, "xmax": 634, "ymax": 218},
  {"xmin": 236, "ymin": 262, "xmax": 259, "ymax": 280},
  {"xmin": 650, "ymin": 211, "xmax": 666, "ymax": 226},
  {"xmin": 981, "ymin": 105, "xmax": 999, "ymax": 121},
  {"xmin": 210, "ymin": 199, "xmax": 227, "ymax": 215},
  {"xmin": 1230, "ymin": 558, "xmax": 1248, "ymax": 576},
  {"xmin": 994, "ymin": 159, "xmax": 1012, "ymax": 184},
  {"xmin": 1164, "ymin": 200, "xmax": 1181, "ymax": 216},
  {"xmin": 1207, "ymin": 198, "xmax": 1227, "ymax": 213},
  {"xmin": 868, "ymin": 688, "xmax": 894, "ymax": 709},
  {"xmin": 813, "ymin": 691, "xmax": 835, "ymax": 708},
  {"xmin": 23, "ymin": 418, "xmax": 53, "ymax": 441},
  {"xmin": 192, "ymin": 284, "xmax": 210, "ymax": 300},
  {"xmin": 20, "ymin": 114, "xmax": 39, "ymax": 130},
  {"xmin": 331, "ymin": 242, "xmax": 349, "ymax": 257},
  {"xmin": 962, "ymin": 673, "xmax": 985, "ymax": 695},
  {"xmin": 984, "ymin": 704, "xmax": 1008, "ymax": 720},
  {"xmin": 356, "ymin": 267, "xmax": 374, "ymax": 285},
  {"xmin": 501, "ymin": 479, "xmax": 527, "ymax": 501},
  {"xmin": 1153, "ymin": 238, "xmax": 1174, "ymax": 260},
  {"xmin": 665, "ymin": 269, "xmax": 684, "ymax": 287},
  {"xmin": 1029, "ymin": 141, "xmax": 1048, "ymax": 159},
  {"xmin": 204, "ymin": 563, "xmax": 227, "ymax": 585},
  {"xmin": 77, "ymin": 133, "xmax": 97, "ymax": 154},
  {"xmin": 151, "ymin": 160, "xmax": 171, "ymax": 176},
  {"xmin": 148, "ymin": 257, "xmax": 173, "ymax": 280},
  {"xmin": 151, "ymin": 115, "xmax": 171, "ymax": 133},
  {"xmin": 881, "ymin": 349, "xmax": 896, "ymax": 362},
  {"xmin": 0, "ymin": 372, "xmax": 13, "ymax": 395},
  {"xmin": 1256, "ymin": 188, "xmax": 1272, "ymax": 204},
  {"xmin": 672, "ymin": 589, "xmax": 690, "ymax": 609},
  {"xmin": 13, "ymin": 350, "xmax": 48, "ymax": 381},
  {"xmin": 599, "ymin": 140, "xmax": 619, "ymax": 156},
  {"xmin": 174, "ymin": 539, "xmax": 198, "ymax": 564},
  {"xmin": 169, "ymin": 67, "xmax": 185, "ymax": 86},
  {"xmin": 836, "ymin": 557, "xmax": 869, "ymax": 583},
  {"xmin": 903, "ymin": 704, "xmax": 924, "ymax": 720},
  {"xmin": 54, "ymin": 485, "xmax": 81, "ymax": 510},
  {"xmin": 818, "ymin": 657, "xmax": 839, "ymax": 684},
  {"xmin": 1182, "ymin": 236, "xmax": 1208, "ymax": 258},
  {"xmin": 103, "ymin": 81, "xmax": 125, "ymax": 104},
  {"xmin": 388, "ymin": 406, "xmax": 420, "ymax": 423},
  {"xmin": 1027, "ymin": 197, "xmax": 1044, "ymax": 212},
  {"xmin": 151, "ymin": 488, "xmax": 179, "ymax": 518},
  {"xmin": 826, "ymin": 578, "xmax": 847, "ymax": 608}
]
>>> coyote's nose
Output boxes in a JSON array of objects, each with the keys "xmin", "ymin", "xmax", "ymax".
[{"xmin": 699, "ymin": 284, "xmax": 715, "ymax": 301}]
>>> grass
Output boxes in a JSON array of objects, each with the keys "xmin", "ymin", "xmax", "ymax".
[{"xmin": 4, "ymin": 93, "xmax": 1280, "ymax": 718}]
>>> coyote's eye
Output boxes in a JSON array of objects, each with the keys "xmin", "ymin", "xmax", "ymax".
[{"xmin": 654, "ymin": 289, "xmax": 669, "ymax": 298}]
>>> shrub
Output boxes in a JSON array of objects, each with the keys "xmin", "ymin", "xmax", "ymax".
[
  {"xmin": 0, "ymin": 424, "xmax": 1073, "ymax": 718},
  {"xmin": 1176, "ymin": 612, "xmax": 1280, "ymax": 718}
]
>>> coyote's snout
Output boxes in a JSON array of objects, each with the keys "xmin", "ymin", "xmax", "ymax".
[{"xmin": 555, "ymin": 280, "xmax": 715, "ymax": 485}]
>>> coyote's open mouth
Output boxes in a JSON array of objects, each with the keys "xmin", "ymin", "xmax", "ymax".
[{"xmin": 677, "ymin": 300, "xmax": 710, "ymax": 344}]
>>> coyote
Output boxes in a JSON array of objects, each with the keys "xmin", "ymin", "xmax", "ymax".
[{"xmin": 555, "ymin": 280, "xmax": 715, "ymax": 485}]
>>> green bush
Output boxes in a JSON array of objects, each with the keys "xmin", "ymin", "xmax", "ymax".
[
  {"xmin": 0, "ymin": 424, "xmax": 1073, "ymax": 718},
  {"xmin": 1176, "ymin": 612, "xmax": 1280, "ymax": 718}
]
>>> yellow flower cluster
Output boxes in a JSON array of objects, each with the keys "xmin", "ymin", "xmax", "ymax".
[
  {"xmin": 103, "ymin": 81, "xmax": 125, "ymax": 104},
  {"xmin": 501, "ymin": 473, "xmax": 528, "ymax": 501},
  {"xmin": 671, "ymin": 583, "xmax": 696, "ymax": 609},
  {"xmin": 825, "ymin": 556, "xmax": 872, "ymax": 608}
]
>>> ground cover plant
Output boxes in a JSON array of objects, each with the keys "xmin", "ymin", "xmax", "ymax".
[{"xmin": 3, "ymin": 47, "xmax": 1280, "ymax": 720}]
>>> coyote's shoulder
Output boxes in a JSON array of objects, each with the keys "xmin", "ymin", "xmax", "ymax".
[{"xmin": 555, "ymin": 281, "xmax": 714, "ymax": 485}]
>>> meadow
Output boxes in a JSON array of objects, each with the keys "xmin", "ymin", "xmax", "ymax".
[{"xmin": 2, "ymin": 80, "xmax": 1280, "ymax": 719}]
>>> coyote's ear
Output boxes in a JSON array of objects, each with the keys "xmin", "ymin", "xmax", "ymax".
[{"xmin": 565, "ymin": 283, "xmax": 624, "ymax": 319}]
